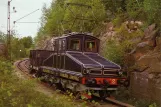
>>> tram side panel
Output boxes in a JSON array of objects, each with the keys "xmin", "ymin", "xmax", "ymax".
[
  {"xmin": 30, "ymin": 50, "xmax": 53, "ymax": 69},
  {"xmin": 64, "ymin": 55, "xmax": 82, "ymax": 73}
]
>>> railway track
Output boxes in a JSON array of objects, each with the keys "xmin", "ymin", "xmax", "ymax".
[
  {"xmin": 15, "ymin": 59, "xmax": 135, "ymax": 107},
  {"xmin": 17, "ymin": 59, "xmax": 29, "ymax": 71},
  {"xmin": 92, "ymin": 95, "xmax": 134, "ymax": 107}
]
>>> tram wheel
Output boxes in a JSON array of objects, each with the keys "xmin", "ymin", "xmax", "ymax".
[
  {"xmin": 29, "ymin": 69, "xmax": 36, "ymax": 74},
  {"xmin": 35, "ymin": 71, "xmax": 42, "ymax": 78},
  {"xmin": 99, "ymin": 90, "xmax": 109, "ymax": 100},
  {"xmin": 56, "ymin": 83, "xmax": 64, "ymax": 91}
]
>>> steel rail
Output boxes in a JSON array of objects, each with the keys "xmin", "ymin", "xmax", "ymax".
[
  {"xmin": 16, "ymin": 59, "xmax": 30, "ymax": 74},
  {"xmin": 105, "ymin": 97, "xmax": 135, "ymax": 107}
]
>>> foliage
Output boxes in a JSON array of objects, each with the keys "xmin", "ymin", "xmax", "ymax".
[
  {"xmin": 102, "ymin": 0, "xmax": 126, "ymax": 16},
  {"xmin": 112, "ymin": 87, "xmax": 153, "ymax": 107},
  {"xmin": 35, "ymin": 0, "xmax": 161, "ymax": 51},
  {"xmin": 0, "ymin": 29, "xmax": 33, "ymax": 60},
  {"xmin": 143, "ymin": 0, "xmax": 161, "ymax": 25},
  {"xmin": 36, "ymin": 0, "xmax": 161, "ymax": 37},
  {"xmin": 63, "ymin": 0, "xmax": 106, "ymax": 32},
  {"xmin": 36, "ymin": 0, "xmax": 106, "ymax": 45},
  {"xmin": 0, "ymin": 60, "xmax": 86, "ymax": 107},
  {"xmin": 103, "ymin": 23, "xmax": 143, "ymax": 65},
  {"xmin": 112, "ymin": 14, "xmax": 125, "ymax": 27},
  {"xmin": 11, "ymin": 36, "xmax": 33, "ymax": 60},
  {"xmin": 0, "ymin": 31, "xmax": 6, "ymax": 43},
  {"xmin": 34, "ymin": 0, "xmax": 161, "ymax": 65},
  {"xmin": 20, "ymin": 36, "xmax": 33, "ymax": 49},
  {"xmin": 109, "ymin": 0, "xmax": 161, "ymax": 26},
  {"xmin": 125, "ymin": 0, "xmax": 144, "ymax": 20},
  {"xmin": 103, "ymin": 40, "xmax": 124, "ymax": 65},
  {"xmin": 115, "ymin": 23, "xmax": 143, "ymax": 41},
  {"xmin": 149, "ymin": 103, "xmax": 157, "ymax": 107}
]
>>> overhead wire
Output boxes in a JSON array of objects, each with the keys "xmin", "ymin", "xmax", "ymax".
[
  {"xmin": 15, "ymin": 22, "xmax": 40, "ymax": 23},
  {"xmin": 14, "ymin": 9, "xmax": 39, "ymax": 23}
]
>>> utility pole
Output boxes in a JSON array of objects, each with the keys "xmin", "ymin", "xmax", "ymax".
[
  {"xmin": 7, "ymin": 0, "xmax": 16, "ymax": 61},
  {"xmin": 7, "ymin": 0, "xmax": 11, "ymax": 60},
  {"xmin": 7, "ymin": 0, "xmax": 39, "ymax": 61},
  {"xmin": 7, "ymin": 0, "xmax": 12, "ymax": 61}
]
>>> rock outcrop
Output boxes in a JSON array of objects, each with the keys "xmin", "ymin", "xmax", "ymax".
[
  {"xmin": 129, "ymin": 24, "xmax": 161, "ymax": 106},
  {"xmin": 125, "ymin": 24, "xmax": 161, "ymax": 73}
]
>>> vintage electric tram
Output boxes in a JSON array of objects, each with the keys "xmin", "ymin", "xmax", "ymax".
[{"xmin": 30, "ymin": 32, "xmax": 127, "ymax": 98}]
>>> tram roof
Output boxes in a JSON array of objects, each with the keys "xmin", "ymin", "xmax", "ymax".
[{"xmin": 54, "ymin": 32, "xmax": 99, "ymax": 40}]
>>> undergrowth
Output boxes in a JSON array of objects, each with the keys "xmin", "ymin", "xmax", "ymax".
[
  {"xmin": 0, "ymin": 60, "xmax": 87, "ymax": 107},
  {"xmin": 112, "ymin": 87, "xmax": 158, "ymax": 107}
]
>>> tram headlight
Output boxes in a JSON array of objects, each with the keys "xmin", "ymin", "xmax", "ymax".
[
  {"xmin": 118, "ymin": 72, "xmax": 123, "ymax": 76},
  {"xmin": 84, "ymin": 69, "xmax": 90, "ymax": 74},
  {"xmin": 86, "ymin": 69, "xmax": 90, "ymax": 73}
]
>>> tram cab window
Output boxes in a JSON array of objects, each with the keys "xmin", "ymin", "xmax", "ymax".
[
  {"xmin": 85, "ymin": 40, "xmax": 97, "ymax": 52},
  {"xmin": 58, "ymin": 40, "xmax": 62, "ymax": 51},
  {"xmin": 52, "ymin": 40, "xmax": 55, "ymax": 51},
  {"xmin": 62, "ymin": 40, "xmax": 66, "ymax": 51},
  {"xmin": 69, "ymin": 39, "xmax": 80, "ymax": 51}
]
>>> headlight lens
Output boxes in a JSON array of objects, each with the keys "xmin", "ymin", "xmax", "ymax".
[
  {"xmin": 118, "ymin": 72, "xmax": 123, "ymax": 76},
  {"xmin": 86, "ymin": 69, "xmax": 90, "ymax": 73},
  {"xmin": 84, "ymin": 69, "xmax": 90, "ymax": 74}
]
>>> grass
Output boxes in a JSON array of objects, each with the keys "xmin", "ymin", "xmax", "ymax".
[
  {"xmin": 112, "ymin": 87, "xmax": 157, "ymax": 107},
  {"xmin": 0, "ymin": 60, "xmax": 88, "ymax": 107}
]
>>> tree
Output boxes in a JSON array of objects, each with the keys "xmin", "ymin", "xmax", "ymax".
[
  {"xmin": 36, "ymin": 0, "xmax": 106, "ymax": 47},
  {"xmin": 11, "ymin": 36, "xmax": 33, "ymax": 60},
  {"xmin": 0, "ymin": 31, "xmax": 6, "ymax": 43},
  {"xmin": 143, "ymin": 0, "xmax": 161, "ymax": 25},
  {"xmin": 102, "ymin": 0, "xmax": 126, "ymax": 15},
  {"xmin": 126, "ymin": 0, "xmax": 144, "ymax": 20},
  {"xmin": 19, "ymin": 36, "xmax": 33, "ymax": 48},
  {"xmin": 36, "ymin": 0, "xmax": 106, "ymax": 44},
  {"xmin": 61, "ymin": 0, "xmax": 106, "ymax": 33}
]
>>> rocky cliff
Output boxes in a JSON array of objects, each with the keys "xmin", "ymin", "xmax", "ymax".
[{"xmin": 126, "ymin": 24, "xmax": 161, "ymax": 74}]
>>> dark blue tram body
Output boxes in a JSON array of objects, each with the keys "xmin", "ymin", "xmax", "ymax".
[{"xmin": 30, "ymin": 33, "xmax": 127, "ymax": 93}]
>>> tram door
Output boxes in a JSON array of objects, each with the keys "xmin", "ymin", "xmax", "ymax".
[{"xmin": 56, "ymin": 39, "xmax": 65, "ymax": 69}]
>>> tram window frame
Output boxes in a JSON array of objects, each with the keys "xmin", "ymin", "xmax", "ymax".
[
  {"xmin": 58, "ymin": 40, "xmax": 62, "ymax": 52},
  {"xmin": 68, "ymin": 38, "xmax": 81, "ymax": 51},
  {"xmin": 54, "ymin": 40, "xmax": 58, "ymax": 52},
  {"xmin": 62, "ymin": 40, "xmax": 66, "ymax": 51},
  {"xmin": 85, "ymin": 40, "xmax": 97, "ymax": 52},
  {"xmin": 52, "ymin": 40, "xmax": 55, "ymax": 51}
]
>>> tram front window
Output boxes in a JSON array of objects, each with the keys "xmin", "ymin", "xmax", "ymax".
[
  {"xmin": 85, "ymin": 40, "xmax": 97, "ymax": 52},
  {"xmin": 69, "ymin": 39, "xmax": 80, "ymax": 51}
]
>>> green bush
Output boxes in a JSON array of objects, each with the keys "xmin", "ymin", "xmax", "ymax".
[
  {"xmin": 103, "ymin": 40, "xmax": 124, "ymax": 65},
  {"xmin": 0, "ymin": 60, "xmax": 85, "ymax": 107},
  {"xmin": 103, "ymin": 23, "xmax": 143, "ymax": 66}
]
